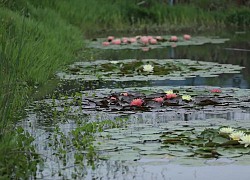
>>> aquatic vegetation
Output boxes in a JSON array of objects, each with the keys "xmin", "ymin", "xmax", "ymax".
[
  {"xmin": 219, "ymin": 127, "xmax": 235, "ymax": 134},
  {"xmin": 239, "ymin": 135, "xmax": 250, "ymax": 147},
  {"xmin": 211, "ymin": 88, "xmax": 222, "ymax": 93},
  {"xmin": 183, "ymin": 34, "xmax": 191, "ymax": 40},
  {"xmin": 130, "ymin": 98, "xmax": 143, "ymax": 107},
  {"xmin": 182, "ymin": 95, "xmax": 192, "ymax": 101},
  {"xmin": 57, "ymin": 59, "xmax": 244, "ymax": 81},
  {"xmin": 165, "ymin": 93, "xmax": 177, "ymax": 99},
  {"xmin": 153, "ymin": 97, "xmax": 164, "ymax": 103},
  {"xmin": 142, "ymin": 64, "xmax": 154, "ymax": 72},
  {"xmin": 88, "ymin": 36, "xmax": 230, "ymax": 50},
  {"xmin": 229, "ymin": 131, "xmax": 245, "ymax": 141}
]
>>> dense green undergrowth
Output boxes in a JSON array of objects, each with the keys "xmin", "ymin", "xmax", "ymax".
[{"xmin": 0, "ymin": 0, "xmax": 249, "ymax": 178}]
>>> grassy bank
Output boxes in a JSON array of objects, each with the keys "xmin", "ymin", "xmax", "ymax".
[{"xmin": 0, "ymin": 0, "xmax": 250, "ymax": 178}]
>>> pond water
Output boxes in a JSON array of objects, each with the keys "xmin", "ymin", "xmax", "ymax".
[{"xmin": 22, "ymin": 31, "xmax": 250, "ymax": 179}]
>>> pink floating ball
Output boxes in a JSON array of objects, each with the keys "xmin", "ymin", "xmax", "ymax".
[
  {"xmin": 102, "ymin": 42, "xmax": 110, "ymax": 46},
  {"xmin": 183, "ymin": 34, "xmax": 191, "ymax": 40},
  {"xmin": 111, "ymin": 39, "xmax": 121, "ymax": 45},
  {"xmin": 170, "ymin": 36, "xmax": 178, "ymax": 42},
  {"xmin": 107, "ymin": 36, "xmax": 115, "ymax": 41},
  {"xmin": 149, "ymin": 38, "xmax": 157, "ymax": 44}
]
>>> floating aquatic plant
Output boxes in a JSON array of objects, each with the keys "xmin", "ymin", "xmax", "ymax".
[
  {"xmin": 143, "ymin": 64, "xmax": 154, "ymax": 72},
  {"xmin": 182, "ymin": 95, "xmax": 192, "ymax": 101},
  {"xmin": 239, "ymin": 135, "xmax": 250, "ymax": 147},
  {"xmin": 130, "ymin": 98, "xmax": 143, "ymax": 107},
  {"xmin": 229, "ymin": 131, "xmax": 245, "ymax": 141},
  {"xmin": 219, "ymin": 127, "xmax": 235, "ymax": 134}
]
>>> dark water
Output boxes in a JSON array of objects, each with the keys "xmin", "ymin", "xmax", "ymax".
[{"xmin": 23, "ymin": 31, "xmax": 250, "ymax": 179}]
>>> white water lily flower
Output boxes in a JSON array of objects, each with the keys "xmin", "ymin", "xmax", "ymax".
[
  {"xmin": 182, "ymin": 95, "xmax": 192, "ymax": 101},
  {"xmin": 219, "ymin": 127, "xmax": 234, "ymax": 134},
  {"xmin": 239, "ymin": 135, "xmax": 250, "ymax": 147},
  {"xmin": 229, "ymin": 131, "xmax": 245, "ymax": 140},
  {"xmin": 143, "ymin": 64, "xmax": 154, "ymax": 72},
  {"xmin": 110, "ymin": 61, "xmax": 119, "ymax": 64},
  {"xmin": 165, "ymin": 90, "xmax": 173, "ymax": 94}
]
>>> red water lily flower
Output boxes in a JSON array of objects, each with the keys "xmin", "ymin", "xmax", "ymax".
[
  {"xmin": 165, "ymin": 93, "xmax": 177, "ymax": 99},
  {"xmin": 153, "ymin": 97, "xmax": 164, "ymax": 103},
  {"xmin": 130, "ymin": 98, "xmax": 143, "ymax": 107},
  {"xmin": 211, "ymin": 88, "xmax": 222, "ymax": 93}
]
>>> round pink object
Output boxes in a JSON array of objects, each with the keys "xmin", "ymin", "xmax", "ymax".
[
  {"xmin": 150, "ymin": 38, "xmax": 157, "ymax": 44},
  {"xmin": 112, "ymin": 39, "xmax": 121, "ymax": 45}
]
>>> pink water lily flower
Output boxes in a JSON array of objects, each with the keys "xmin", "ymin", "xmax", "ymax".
[
  {"xmin": 211, "ymin": 88, "xmax": 222, "ymax": 93},
  {"xmin": 149, "ymin": 38, "xmax": 157, "ymax": 44},
  {"xmin": 170, "ymin": 36, "xmax": 178, "ymax": 42},
  {"xmin": 183, "ymin": 34, "xmax": 191, "ymax": 40},
  {"xmin": 130, "ymin": 98, "xmax": 143, "ymax": 107},
  {"xmin": 153, "ymin": 97, "xmax": 164, "ymax": 103},
  {"xmin": 166, "ymin": 93, "xmax": 177, "ymax": 99},
  {"xmin": 140, "ymin": 36, "xmax": 149, "ymax": 45},
  {"xmin": 129, "ymin": 37, "xmax": 137, "ymax": 43},
  {"xmin": 122, "ymin": 37, "xmax": 128, "ymax": 43},
  {"xmin": 102, "ymin": 42, "xmax": 110, "ymax": 46},
  {"xmin": 112, "ymin": 39, "xmax": 121, "ymax": 45},
  {"xmin": 107, "ymin": 36, "xmax": 115, "ymax": 41},
  {"xmin": 110, "ymin": 97, "xmax": 117, "ymax": 100}
]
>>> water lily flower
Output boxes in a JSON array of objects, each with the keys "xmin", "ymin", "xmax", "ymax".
[
  {"xmin": 183, "ymin": 34, "xmax": 191, "ymax": 40},
  {"xmin": 155, "ymin": 36, "xmax": 163, "ymax": 40},
  {"xmin": 219, "ymin": 127, "xmax": 235, "ymax": 134},
  {"xmin": 140, "ymin": 36, "xmax": 149, "ymax": 45},
  {"xmin": 102, "ymin": 42, "xmax": 110, "ymax": 46},
  {"xmin": 170, "ymin": 36, "xmax": 178, "ymax": 42},
  {"xmin": 153, "ymin": 97, "xmax": 164, "ymax": 103},
  {"xmin": 149, "ymin": 38, "xmax": 157, "ymax": 44},
  {"xmin": 239, "ymin": 135, "xmax": 250, "ymax": 147},
  {"xmin": 122, "ymin": 37, "xmax": 128, "ymax": 43},
  {"xmin": 229, "ymin": 131, "xmax": 245, "ymax": 141},
  {"xmin": 120, "ymin": 92, "xmax": 128, "ymax": 96},
  {"xmin": 143, "ymin": 64, "xmax": 154, "ymax": 72},
  {"xmin": 130, "ymin": 98, "xmax": 143, "ymax": 107},
  {"xmin": 129, "ymin": 38, "xmax": 137, "ymax": 43},
  {"xmin": 110, "ymin": 97, "xmax": 117, "ymax": 100},
  {"xmin": 211, "ymin": 88, "xmax": 222, "ymax": 93},
  {"xmin": 107, "ymin": 36, "xmax": 115, "ymax": 41},
  {"xmin": 111, "ymin": 39, "xmax": 121, "ymax": 45},
  {"xmin": 182, "ymin": 95, "xmax": 192, "ymax": 101},
  {"xmin": 165, "ymin": 90, "xmax": 174, "ymax": 94},
  {"xmin": 166, "ymin": 93, "xmax": 177, "ymax": 99},
  {"xmin": 110, "ymin": 60, "xmax": 119, "ymax": 64}
]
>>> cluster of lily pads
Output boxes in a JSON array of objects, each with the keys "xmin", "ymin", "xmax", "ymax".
[
  {"xmin": 57, "ymin": 59, "xmax": 244, "ymax": 81},
  {"xmin": 94, "ymin": 121, "xmax": 250, "ymax": 162},
  {"xmin": 87, "ymin": 35, "xmax": 230, "ymax": 50}
]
